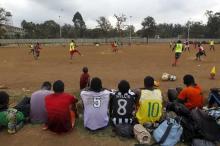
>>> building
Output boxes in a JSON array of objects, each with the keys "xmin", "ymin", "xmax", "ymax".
[{"xmin": 0, "ymin": 24, "xmax": 25, "ymax": 38}]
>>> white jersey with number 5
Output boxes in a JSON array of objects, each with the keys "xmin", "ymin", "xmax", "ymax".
[{"xmin": 81, "ymin": 89, "xmax": 111, "ymax": 130}]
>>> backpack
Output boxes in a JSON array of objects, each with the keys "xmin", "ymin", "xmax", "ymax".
[
  {"xmin": 208, "ymin": 88, "xmax": 220, "ymax": 106},
  {"xmin": 153, "ymin": 118, "xmax": 183, "ymax": 146},
  {"xmin": 114, "ymin": 124, "xmax": 134, "ymax": 138},
  {"xmin": 191, "ymin": 108, "xmax": 220, "ymax": 141},
  {"xmin": 191, "ymin": 139, "xmax": 216, "ymax": 146},
  {"xmin": 166, "ymin": 102, "xmax": 198, "ymax": 143}
]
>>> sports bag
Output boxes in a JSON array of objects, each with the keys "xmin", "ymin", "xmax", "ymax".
[
  {"xmin": 191, "ymin": 108, "xmax": 220, "ymax": 141},
  {"xmin": 153, "ymin": 118, "xmax": 183, "ymax": 146},
  {"xmin": 191, "ymin": 139, "xmax": 216, "ymax": 146},
  {"xmin": 114, "ymin": 124, "xmax": 134, "ymax": 138},
  {"xmin": 133, "ymin": 124, "xmax": 151, "ymax": 144}
]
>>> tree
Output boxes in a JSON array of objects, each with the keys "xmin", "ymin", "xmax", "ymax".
[
  {"xmin": 0, "ymin": 7, "xmax": 11, "ymax": 37},
  {"xmin": 205, "ymin": 10, "xmax": 220, "ymax": 38},
  {"xmin": 141, "ymin": 16, "xmax": 156, "ymax": 38},
  {"xmin": 96, "ymin": 16, "xmax": 112, "ymax": 38},
  {"xmin": 42, "ymin": 20, "xmax": 60, "ymax": 38},
  {"xmin": 72, "ymin": 12, "xmax": 86, "ymax": 38},
  {"xmin": 62, "ymin": 24, "xmax": 75, "ymax": 38},
  {"xmin": 114, "ymin": 14, "xmax": 126, "ymax": 38},
  {"xmin": 156, "ymin": 23, "xmax": 173, "ymax": 38}
]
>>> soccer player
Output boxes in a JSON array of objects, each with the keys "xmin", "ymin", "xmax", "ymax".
[
  {"xmin": 196, "ymin": 43, "xmax": 206, "ymax": 61},
  {"xmin": 184, "ymin": 39, "xmax": 190, "ymax": 52},
  {"xmin": 80, "ymin": 67, "xmax": 90, "ymax": 90},
  {"xmin": 80, "ymin": 77, "xmax": 111, "ymax": 131},
  {"xmin": 69, "ymin": 40, "xmax": 82, "ymax": 59},
  {"xmin": 45, "ymin": 80, "xmax": 78, "ymax": 133},
  {"xmin": 172, "ymin": 40, "xmax": 183, "ymax": 66},
  {"xmin": 111, "ymin": 41, "xmax": 118, "ymax": 52},
  {"xmin": 169, "ymin": 41, "xmax": 173, "ymax": 49},
  {"xmin": 136, "ymin": 76, "xmax": 163, "ymax": 124},
  {"xmin": 33, "ymin": 42, "xmax": 42, "ymax": 60},
  {"xmin": 28, "ymin": 44, "xmax": 34, "ymax": 55},
  {"xmin": 109, "ymin": 80, "xmax": 137, "ymax": 126},
  {"xmin": 209, "ymin": 40, "xmax": 215, "ymax": 51}
]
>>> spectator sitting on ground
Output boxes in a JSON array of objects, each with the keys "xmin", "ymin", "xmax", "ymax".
[
  {"xmin": 30, "ymin": 81, "xmax": 53, "ymax": 124},
  {"xmin": 80, "ymin": 67, "xmax": 90, "ymax": 90},
  {"xmin": 109, "ymin": 80, "xmax": 138, "ymax": 126},
  {"xmin": 0, "ymin": 91, "xmax": 25, "ymax": 134},
  {"xmin": 80, "ymin": 77, "xmax": 111, "ymax": 131},
  {"xmin": 136, "ymin": 76, "xmax": 163, "ymax": 125},
  {"xmin": 45, "ymin": 80, "xmax": 78, "ymax": 133},
  {"xmin": 177, "ymin": 74, "xmax": 204, "ymax": 110}
]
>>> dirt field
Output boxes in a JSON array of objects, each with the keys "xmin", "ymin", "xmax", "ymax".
[{"xmin": 0, "ymin": 43, "xmax": 220, "ymax": 146}]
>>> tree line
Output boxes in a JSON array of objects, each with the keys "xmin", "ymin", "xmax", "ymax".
[{"xmin": 1, "ymin": 8, "xmax": 220, "ymax": 39}]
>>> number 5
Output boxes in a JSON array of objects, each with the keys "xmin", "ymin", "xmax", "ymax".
[{"xmin": 93, "ymin": 97, "xmax": 101, "ymax": 108}]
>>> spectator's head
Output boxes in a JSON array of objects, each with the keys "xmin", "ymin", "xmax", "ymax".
[
  {"xmin": 198, "ymin": 43, "xmax": 201, "ymax": 47},
  {"xmin": 53, "ymin": 80, "xmax": 64, "ymax": 93},
  {"xmin": 183, "ymin": 74, "xmax": 195, "ymax": 86},
  {"xmin": 0, "ymin": 91, "xmax": 9, "ymax": 110},
  {"xmin": 37, "ymin": 42, "xmax": 39, "ymax": 45},
  {"xmin": 118, "ymin": 80, "xmax": 130, "ymax": 94},
  {"xmin": 41, "ymin": 81, "xmax": 52, "ymax": 90},
  {"xmin": 90, "ymin": 77, "xmax": 102, "ymax": 92},
  {"xmin": 144, "ymin": 76, "xmax": 154, "ymax": 89},
  {"xmin": 82, "ymin": 67, "xmax": 88, "ymax": 73},
  {"xmin": 177, "ymin": 40, "xmax": 181, "ymax": 43}
]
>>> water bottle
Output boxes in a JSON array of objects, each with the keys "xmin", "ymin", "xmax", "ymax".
[{"xmin": 7, "ymin": 108, "xmax": 17, "ymax": 134}]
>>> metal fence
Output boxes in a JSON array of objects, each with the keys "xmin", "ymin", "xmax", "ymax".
[{"xmin": 0, "ymin": 38, "xmax": 220, "ymax": 45}]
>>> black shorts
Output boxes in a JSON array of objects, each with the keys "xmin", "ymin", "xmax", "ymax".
[{"xmin": 175, "ymin": 52, "xmax": 181, "ymax": 59}]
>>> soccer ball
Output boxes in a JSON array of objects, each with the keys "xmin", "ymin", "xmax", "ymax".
[
  {"xmin": 161, "ymin": 73, "xmax": 170, "ymax": 81},
  {"xmin": 169, "ymin": 75, "xmax": 177, "ymax": 81}
]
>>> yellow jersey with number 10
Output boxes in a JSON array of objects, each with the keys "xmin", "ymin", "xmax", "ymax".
[{"xmin": 136, "ymin": 89, "xmax": 163, "ymax": 124}]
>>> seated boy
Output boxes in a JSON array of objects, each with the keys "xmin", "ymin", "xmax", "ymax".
[
  {"xmin": 136, "ymin": 76, "xmax": 163, "ymax": 124},
  {"xmin": 110, "ymin": 80, "xmax": 137, "ymax": 125},
  {"xmin": 81, "ymin": 77, "xmax": 111, "ymax": 131},
  {"xmin": 0, "ymin": 91, "xmax": 25, "ymax": 134},
  {"xmin": 45, "ymin": 80, "xmax": 77, "ymax": 133}
]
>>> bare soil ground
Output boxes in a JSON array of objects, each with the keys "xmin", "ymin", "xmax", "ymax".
[{"xmin": 0, "ymin": 43, "xmax": 220, "ymax": 146}]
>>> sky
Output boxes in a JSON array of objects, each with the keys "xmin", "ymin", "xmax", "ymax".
[{"xmin": 0, "ymin": 0, "xmax": 220, "ymax": 30}]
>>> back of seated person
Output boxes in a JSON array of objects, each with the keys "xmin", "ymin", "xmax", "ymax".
[
  {"xmin": 177, "ymin": 74, "xmax": 204, "ymax": 110},
  {"xmin": 136, "ymin": 76, "xmax": 163, "ymax": 124},
  {"xmin": 30, "ymin": 81, "xmax": 53, "ymax": 124},
  {"xmin": 0, "ymin": 91, "xmax": 24, "ymax": 133},
  {"xmin": 80, "ymin": 77, "xmax": 111, "ymax": 131},
  {"xmin": 110, "ymin": 80, "xmax": 137, "ymax": 126},
  {"xmin": 45, "ymin": 80, "xmax": 77, "ymax": 133}
]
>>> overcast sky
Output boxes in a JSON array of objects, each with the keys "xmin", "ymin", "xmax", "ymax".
[{"xmin": 1, "ymin": 0, "xmax": 220, "ymax": 30}]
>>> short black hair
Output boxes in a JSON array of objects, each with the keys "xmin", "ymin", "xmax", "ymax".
[
  {"xmin": 90, "ymin": 77, "xmax": 102, "ymax": 92},
  {"xmin": 0, "ymin": 91, "xmax": 9, "ymax": 110},
  {"xmin": 183, "ymin": 74, "xmax": 195, "ymax": 86},
  {"xmin": 118, "ymin": 80, "xmax": 130, "ymax": 94},
  {"xmin": 177, "ymin": 40, "xmax": 181, "ymax": 43},
  {"xmin": 53, "ymin": 80, "xmax": 64, "ymax": 93},
  {"xmin": 82, "ymin": 67, "xmax": 88, "ymax": 73},
  {"xmin": 144, "ymin": 76, "xmax": 154, "ymax": 88},
  {"xmin": 41, "ymin": 81, "xmax": 52, "ymax": 90}
]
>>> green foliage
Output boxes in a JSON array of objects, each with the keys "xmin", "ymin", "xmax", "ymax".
[
  {"xmin": 141, "ymin": 16, "xmax": 156, "ymax": 37},
  {"xmin": 72, "ymin": 12, "xmax": 86, "ymax": 38}
]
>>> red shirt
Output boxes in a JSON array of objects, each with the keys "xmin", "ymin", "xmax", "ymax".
[
  {"xmin": 178, "ymin": 85, "xmax": 204, "ymax": 110},
  {"xmin": 80, "ymin": 73, "xmax": 90, "ymax": 90},
  {"xmin": 45, "ymin": 93, "xmax": 76, "ymax": 133}
]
